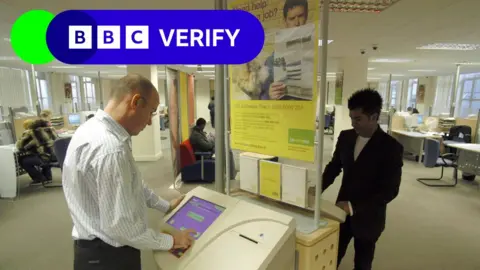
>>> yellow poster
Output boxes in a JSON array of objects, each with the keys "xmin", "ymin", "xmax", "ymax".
[
  {"xmin": 259, "ymin": 160, "xmax": 281, "ymax": 200},
  {"xmin": 179, "ymin": 72, "xmax": 190, "ymax": 142},
  {"xmin": 229, "ymin": 0, "xmax": 319, "ymax": 162}
]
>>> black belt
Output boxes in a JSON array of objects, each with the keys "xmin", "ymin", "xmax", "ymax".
[{"xmin": 74, "ymin": 238, "xmax": 136, "ymax": 251}]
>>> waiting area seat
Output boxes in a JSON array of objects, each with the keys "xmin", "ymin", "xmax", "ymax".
[
  {"xmin": 417, "ymin": 138, "xmax": 458, "ymax": 187},
  {"xmin": 179, "ymin": 139, "xmax": 215, "ymax": 183}
]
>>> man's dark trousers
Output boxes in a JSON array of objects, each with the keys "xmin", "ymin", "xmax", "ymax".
[
  {"xmin": 337, "ymin": 216, "xmax": 377, "ymax": 270},
  {"xmin": 74, "ymin": 238, "xmax": 141, "ymax": 270}
]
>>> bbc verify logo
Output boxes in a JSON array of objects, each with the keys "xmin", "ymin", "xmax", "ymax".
[
  {"xmin": 69, "ymin": 26, "xmax": 149, "ymax": 49},
  {"xmin": 68, "ymin": 25, "xmax": 240, "ymax": 50}
]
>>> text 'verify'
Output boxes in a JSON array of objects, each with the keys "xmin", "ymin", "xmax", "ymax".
[{"xmin": 69, "ymin": 26, "xmax": 241, "ymax": 49}]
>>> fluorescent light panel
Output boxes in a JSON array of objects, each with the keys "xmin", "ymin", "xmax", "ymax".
[
  {"xmin": 3, "ymin": 37, "xmax": 10, "ymax": 42},
  {"xmin": 408, "ymin": 69, "xmax": 436, "ymax": 72},
  {"xmin": 0, "ymin": 56, "xmax": 19, "ymax": 60},
  {"xmin": 197, "ymin": 70, "xmax": 214, "ymax": 73},
  {"xmin": 417, "ymin": 43, "xmax": 480, "ymax": 51},
  {"xmin": 369, "ymin": 58, "xmax": 413, "ymax": 63},
  {"xmin": 368, "ymin": 67, "xmax": 375, "ymax": 71},
  {"xmin": 50, "ymin": 65, "xmax": 81, "ymax": 69},
  {"xmin": 456, "ymin": 62, "xmax": 480, "ymax": 66},
  {"xmin": 318, "ymin": 40, "xmax": 334, "ymax": 46}
]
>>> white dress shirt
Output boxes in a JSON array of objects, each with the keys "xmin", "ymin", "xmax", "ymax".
[
  {"xmin": 347, "ymin": 135, "xmax": 371, "ymax": 216},
  {"xmin": 62, "ymin": 109, "xmax": 174, "ymax": 250}
]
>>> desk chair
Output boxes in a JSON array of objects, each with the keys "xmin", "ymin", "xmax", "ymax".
[
  {"xmin": 42, "ymin": 137, "xmax": 71, "ymax": 188},
  {"xmin": 180, "ymin": 139, "xmax": 215, "ymax": 183},
  {"xmin": 417, "ymin": 138, "xmax": 458, "ymax": 187}
]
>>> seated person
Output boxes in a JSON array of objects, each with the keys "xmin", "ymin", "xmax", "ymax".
[
  {"xmin": 40, "ymin": 109, "xmax": 53, "ymax": 126},
  {"xmin": 411, "ymin": 108, "xmax": 419, "ymax": 114},
  {"xmin": 189, "ymin": 118, "xmax": 214, "ymax": 160},
  {"xmin": 16, "ymin": 119, "xmax": 58, "ymax": 185},
  {"xmin": 22, "ymin": 119, "xmax": 34, "ymax": 135}
]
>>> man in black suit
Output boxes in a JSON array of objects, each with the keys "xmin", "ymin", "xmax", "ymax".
[{"xmin": 322, "ymin": 88, "xmax": 403, "ymax": 270}]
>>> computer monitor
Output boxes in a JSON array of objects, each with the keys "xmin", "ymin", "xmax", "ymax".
[
  {"xmin": 68, "ymin": 113, "xmax": 81, "ymax": 126},
  {"xmin": 417, "ymin": 114, "xmax": 424, "ymax": 125},
  {"xmin": 166, "ymin": 196, "xmax": 225, "ymax": 240}
]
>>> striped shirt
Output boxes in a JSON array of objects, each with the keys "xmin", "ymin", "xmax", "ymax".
[{"xmin": 62, "ymin": 109, "xmax": 174, "ymax": 250}]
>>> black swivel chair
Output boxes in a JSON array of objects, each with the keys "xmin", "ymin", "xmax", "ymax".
[
  {"xmin": 42, "ymin": 137, "xmax": 71, "ymax": 188},
  {"xmin": 417, "ymin": 138, "xmax": 458, "ymax": 187}
]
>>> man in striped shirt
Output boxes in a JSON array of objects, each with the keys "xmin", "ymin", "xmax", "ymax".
[{"xmin": 63, "ymin": 74, "xmax": 195, "ymax": 270}]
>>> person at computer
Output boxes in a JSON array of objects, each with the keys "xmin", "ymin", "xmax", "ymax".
[
  {"xmin": 189, "ymin": 118, "xmax": 215, "ymax": 160},
  {"xmin": 16, "ymin": 118, "xmax": 58, "ymax": 185},
  {"xmin": 40, "ymin": 109, "xmax": 53, "ymax": 126},
  {"xmin": 319, "ymin": 88, "xmax": 403, "ymax": 270},
  {"xmin": 62, "ymin": 74, "xmax": 194, "ymax": 270},
  {"xmin": 411, "ymin": 108, "xmax": 419, "ymax": 114}
]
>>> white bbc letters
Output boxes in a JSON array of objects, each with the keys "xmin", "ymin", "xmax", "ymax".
[
  {"xmin": 68, "ymin": 25, "xmax": 149, "ymax": 50},
  {"xmin": 97, "ymin": 26, "xmax": 121, "ymax": 49},
  {"xmin": 126, "ymin": 26, "xmax": 149, "ymax": 49},
  {"xmin": 69, "ymin": 26, "xmax": 92, "ymax": 49}
]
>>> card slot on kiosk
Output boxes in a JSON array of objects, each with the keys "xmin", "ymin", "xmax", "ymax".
[{"xmin": 166, "ymin": 196, "xmax": 225, "ymax": 258}]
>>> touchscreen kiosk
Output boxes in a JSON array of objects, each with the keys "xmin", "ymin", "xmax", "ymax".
[
  {"xmin": 167, "ymin": 196, "xmax": 225, "ymax": 240},
  {"xmin": 155, "ymin": 187, "xmax": 296, "ymax": 270}
]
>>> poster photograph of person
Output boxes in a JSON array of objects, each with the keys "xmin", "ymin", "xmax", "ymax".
[{"xmin": 230, "ymin": 0, "xmax": 317, "ymax": 101}]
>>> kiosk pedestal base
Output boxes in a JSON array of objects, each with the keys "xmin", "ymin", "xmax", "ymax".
[{"xmin": 296, "ymin": 220, "xmax": 339, "ymax": 270}]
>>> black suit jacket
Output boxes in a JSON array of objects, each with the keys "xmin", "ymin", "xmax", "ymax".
[{"xmin": 322, "ymin": 127, "xmax": 403, "ymax": 240}]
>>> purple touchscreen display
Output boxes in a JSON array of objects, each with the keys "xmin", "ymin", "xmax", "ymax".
[{"xmin": 166, "ymin": 196, "xmax": 225, "ymax": 239}]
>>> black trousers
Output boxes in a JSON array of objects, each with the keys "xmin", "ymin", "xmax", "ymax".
[
  {"xmin": 337, "ymin": 217, "xmax": 377, "ymax": 270},
  {"xmin": 210, "ymin": 113, "xmax": 215, "ymax": 128},
  {"xmin": 74, "ymin": 239, "xmax": 141, "ymax": 270},
  {"xmin": 19, "ymin": 155, "xmax": 52, "ymax": 182}
]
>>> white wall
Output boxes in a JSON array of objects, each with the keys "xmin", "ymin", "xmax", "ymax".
[
  {"xmin": 195, "ymin": 79, "xmax": 212, "ymax": 123},
  {"xmin": 158, "ymin": 79, "xmax": 167, "ymax": 105}
]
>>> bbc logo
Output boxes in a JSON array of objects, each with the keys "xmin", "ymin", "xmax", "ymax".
[{"xmin": 68, "ymin": 26, "xmax": 149, "ymax": 49}]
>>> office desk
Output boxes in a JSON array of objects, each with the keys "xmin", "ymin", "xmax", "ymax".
[
  {"xmin": 391, "ymin": 130, "xmax": 429, "ymax": 163},
  {"xmin": 0, "ymin": 144, "xmax": 20, "ymax": 198},
  {"xmin": 444, "ymin": 143, "xmax": 480, "ymax": 176}
]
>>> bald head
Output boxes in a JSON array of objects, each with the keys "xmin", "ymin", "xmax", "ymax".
[
  {"xmin": 105, "ymin": 73, "xmax": 160, "ymax": 136},
  {"xmin": 110, "ymin": 73, "xmax": 157, "ymax": 101}
]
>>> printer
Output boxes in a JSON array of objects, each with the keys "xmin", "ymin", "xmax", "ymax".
[{"xmin": 154, "ymin": 186, "xmax": 296, "ymax": 270}]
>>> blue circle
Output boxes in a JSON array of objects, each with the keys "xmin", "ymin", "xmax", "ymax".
[{"xmin": 47, "ymin": 10, "xmax": 97, "ymax": 64}]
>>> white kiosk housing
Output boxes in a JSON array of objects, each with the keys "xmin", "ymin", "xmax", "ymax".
[{"xmin": 154, "ymin": 187, "xmax": 296, "ymax": 270}]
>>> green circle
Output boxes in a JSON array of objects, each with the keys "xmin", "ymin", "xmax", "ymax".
[{"xmin": 11, "ymin": 10, "xmax": 55, "ymax": 65}]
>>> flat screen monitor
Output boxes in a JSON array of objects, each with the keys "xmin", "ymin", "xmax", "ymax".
[
  {"xmin": 417, "ymin": 115, "xmax": 424, "ymax": 124},
  {"xmin": 166, "ymin": 196, "xmax": 225, "ymax": 240},
  {"xmin": 68, "ymin": 114, "xmax": 81, "ymax": 126}
]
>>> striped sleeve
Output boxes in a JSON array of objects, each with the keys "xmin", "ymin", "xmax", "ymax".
[
  {"xmin": 95, "ymin": 151, "xmax": 174, "ymax": 250},
  {"xmin": 143, "ymin": 182, "xmax": 171, "ymax": 213}
]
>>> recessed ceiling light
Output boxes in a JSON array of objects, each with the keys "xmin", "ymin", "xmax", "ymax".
[
  {"xmin": 392, "ymin": 74, "xmax": 404, "ymax": 76},
  {"xmin": 0, "ymin": 56, "xmax": 19, "ymax": 60},
  {"xmin": 369, "ymin": 59, "xmax": 413, "ymax": 63},
  {"xmin": 417, "ymin": 43, "xmax": 480, "ymax": 51},
  {"xmin": 186, "ymin": 65, "xmax": 214, "ymax": 68},
  {"xmin": 368, "ymin": 67, "xmax": 375, "ymax": 71},
  {"xmin": 50, "ymin": 66, "xmax": 81, "ymax": 69},
  {"xmin": 197, "ymin": 70, "xmax": 214, "ymax": 73},
  {"xmin": 408, "ymin": 69, "xmax": 436, "ymax": 72},
  {"xmin": 116, "ymin": 65, "xmax": 126, "ymax": 68},
  {"xmin": 318, "ymin": 40, "xmax": 334, "ymax": 46},
  {"xmin": 3, "ymin": 38, "xmax": 10, "ymax": 42},
  {"xmin": 367, "ymin": 77, "xmax": 380, "ymax": 80}
]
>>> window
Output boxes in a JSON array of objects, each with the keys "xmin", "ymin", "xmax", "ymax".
[
  {"xmin": 390, "ymin": 81, "xmax": 400, "ymax": 109},
  {"xmin": 35, "ymin": 72, "xmax": 50, "ymax": 109},
  {"xmin": 406, "ymin": 79, "xmax": 418, "ymax": 109},
  {"xmin": 458, "ymin": 78, "xmax": 480, "ymax": 117},
  {"xmin": 82, "ymin": 77, "xmax": 96, "ymax": 106},
  {"xmin": 69, "ymin": 75, "xmax": 81, "ymax": 110}
]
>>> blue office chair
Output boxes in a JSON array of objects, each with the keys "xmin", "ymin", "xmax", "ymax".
[
  {"xmin": 42, "ymin": 137, "xmax": 71, "ymax": 188},
  {"xmin": 416, "ymin": 138, "xmax": 458, "ymax": 187}
]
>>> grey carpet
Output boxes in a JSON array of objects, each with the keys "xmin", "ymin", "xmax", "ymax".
[{"xmin": 1, "ymin": 129, "xmax": 480, "ymax": 270}]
